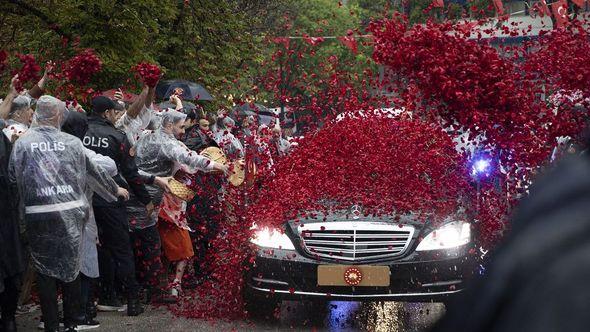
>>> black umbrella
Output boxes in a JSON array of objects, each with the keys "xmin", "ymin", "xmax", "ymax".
[
  {"xmin": 158, "ymin": 101, "xmax": 197, "ymax": 111},
  {"xmin": 156, "ymin": 79, "xmax": 214, "ymax": 101},
  {"xmin": 230, "ymin": 103, "xmax": 278, "ymax": 127}
]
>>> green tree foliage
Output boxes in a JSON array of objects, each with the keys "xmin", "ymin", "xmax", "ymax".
[
  {"xmin": 229, "ymin": 0, "xmax": 369, "ymax": 105},
  {"xmin": 0, "ymin": 0, "xmax": 493, "ymax": 108},
  {"xmin": 351, "ymin": 0, "xmax": 495, "ymax": 25},
  {"xmin": 0, "ymin": 0, "xmax": 290, "ymax": 102}
]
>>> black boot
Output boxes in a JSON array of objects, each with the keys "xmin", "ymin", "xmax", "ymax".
[{"xmin": 127, "ymin": 296, "xmax": 144, "ymax": 316}]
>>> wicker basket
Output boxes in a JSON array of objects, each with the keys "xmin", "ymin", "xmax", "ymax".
[
  {"xmin": 168, "ymin": 178, "xmax": 196, "ymax": 201},
  {"xmin": 228, "ymin": 160, "xmax": 245, "ymax": 187},
  {"xmin": 199, "ymin": 147, "xmax": 228, "ymax": 168},
  {"xmin": 199, "ymin": 147, "xmax": 249, "ymax": 187}
]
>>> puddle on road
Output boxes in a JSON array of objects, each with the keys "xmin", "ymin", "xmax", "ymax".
[{"xmin": 276, "ymin": 301, "xmax": 446, "ymax": 331}]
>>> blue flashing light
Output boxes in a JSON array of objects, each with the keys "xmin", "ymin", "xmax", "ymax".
[{"xmin": 471, "ymin": 158, "xmax": 492, "ymax": 178}]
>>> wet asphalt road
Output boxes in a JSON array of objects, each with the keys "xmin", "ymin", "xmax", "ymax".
[{"xmin": 16, "ymin": 300, "xmax": 445, "ymax": 331}]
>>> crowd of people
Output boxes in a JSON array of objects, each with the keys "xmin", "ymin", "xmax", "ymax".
[{"xmin": 0, "ymin": 63, "xmax": 292, "ymax": 332}]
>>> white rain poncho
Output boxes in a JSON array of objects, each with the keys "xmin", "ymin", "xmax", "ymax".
[
  {"xmin": 271, "ymin": 136, "xmax": 292, "ymax": 157},
  {"xmin": 8, "ymin": 96, "xmax": 118, "ymax": 282},
  {"xmin": 126, "ymin": 110, "xmax": 215, "ymax": 229},
  {"xmin": 2, "ymin": 119, "xmax": 28, "ymax": 141},
  {"xmin": 2, "ymin": 95, "xmax": 33, "ymax": 140},
  {"xmin": 61, "ymin": 109, "xmax": 119, "ymax": 275},
  {"xmin": 82, "ymin": 150, "xmax": 117, "ymax": 278},
  {"xmin": 213, "ymin": 117, "xmax": 245, "ymax": 159},
  {"xmin": 115, "ymin": 105, "xmax": 154, "ymax": 146}
]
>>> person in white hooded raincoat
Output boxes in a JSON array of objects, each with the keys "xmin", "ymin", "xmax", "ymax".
[
  {"xmin": 8, "ymin": 96, "xmax": 122, "ymax": 332},
  {"xmin": 130, "ymin": 109, "xmax": 228, "ymax": 300}
]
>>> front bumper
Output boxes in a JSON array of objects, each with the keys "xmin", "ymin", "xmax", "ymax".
[{"xmin": 246, "ymin": 245, "xmax": 478, "ymax": 302}]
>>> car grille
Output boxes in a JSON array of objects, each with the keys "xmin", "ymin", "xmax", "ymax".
[{"xmin": 297, "ymin": 222, "xmax": 415, "ymax": 262}]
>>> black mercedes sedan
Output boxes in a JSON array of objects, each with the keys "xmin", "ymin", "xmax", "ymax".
[{"xmin": 244, "ymin": 205, "xmax": 479, "ymax": 314}]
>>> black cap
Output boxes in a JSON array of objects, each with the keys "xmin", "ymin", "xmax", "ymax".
[{"xmin": 92, "ymin": 96, "xmax": 117, "ymax": 113}]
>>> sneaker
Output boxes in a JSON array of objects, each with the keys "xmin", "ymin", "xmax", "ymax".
[
  {"xmin": 37, "ymin": 320, "xmax": 64, "ymax": 330},
  {"xmin": 75, "ymin": 317, "xmax": 100, "ymax": 330},
  {"xmin": 97, "ymin": 303, "xmax": 126, "ymax": 312},
  {"xmin": 97, "ymin": 297, "xmax": 125, "ymax": 312}
]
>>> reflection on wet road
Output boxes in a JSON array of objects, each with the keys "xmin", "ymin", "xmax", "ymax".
[
  {"xmin": 258, "ymin": 301, "xmax": 445, "ymax": 331},
  {"xmin": 16, "ymin": 300, "xmax": 445, "ymax": 331}
]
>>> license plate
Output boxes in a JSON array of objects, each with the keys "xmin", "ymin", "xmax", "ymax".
[{"xmin": 317, "ymin": 265, "xmax": 390, "ymax": 287}]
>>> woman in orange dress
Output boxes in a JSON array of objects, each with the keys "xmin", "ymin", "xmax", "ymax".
[
  {"xmin": 157, "ymin": 190, "xmax": 194, "ymax": 297},
  {"xmin": 132, "ymin": 107, "xmax": 228, "ymax": 301}
]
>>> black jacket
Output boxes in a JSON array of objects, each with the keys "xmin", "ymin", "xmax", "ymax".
[
  {"xmin": 84, "ymin": 115, "xmax": 151, "ymax": 207},
  {"xmin": 432, "ymin": 155, "xmax": 590, "ymax": 332},
  {"xmin": 183, "ymin": 125, "xmax": 218, "ymax": 153},
  {"xmin": 0, "ymin": 132, "xmax": 24, "ymax": 291}
]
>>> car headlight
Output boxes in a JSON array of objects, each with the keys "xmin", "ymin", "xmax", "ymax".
[
  {"xmin": 416, "ymin": 221, "xmax": 471, "ymax": 251},
  {"xmin": 250, "ymin": 226, "xmax": 295, "ymax": 250}
]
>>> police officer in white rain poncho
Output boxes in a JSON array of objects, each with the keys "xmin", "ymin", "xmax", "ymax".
[
  {"xmin": 61, "ymin": 110, "xmax": 129, "ymax": 329},
  {"xmin": 128, "ymin": 109, "xmax": 228, "ymax": 300},
  {"xmin": 8, "ymin": 96, "xmax": 121, "ymax": 332}
]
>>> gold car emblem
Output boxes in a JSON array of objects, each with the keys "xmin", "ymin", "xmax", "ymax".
[{"xmin": 344, "ymin": 267, "xmax": 363, "ymax": 286}]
